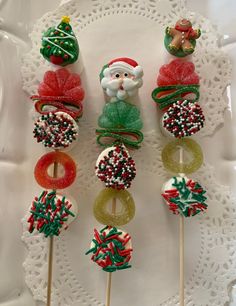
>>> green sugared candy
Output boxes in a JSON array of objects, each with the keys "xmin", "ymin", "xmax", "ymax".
[
  {"xmin": 98, "ymin": 100, "xmax": 143, "ymax": 130},
  {"xmin": 96, "ymin": 100, "xmax": 144, "ymax": 148},
  {"xmin": 40, "ymin": 16, "xmax": 79, "ymax": 66},
  {"xmin": 93, "ymin": 188, "xmax": 135, "ymax": 226},
  {"xmin": 162, "ymin": 138, "xmax": 203, "ymax": 174}
]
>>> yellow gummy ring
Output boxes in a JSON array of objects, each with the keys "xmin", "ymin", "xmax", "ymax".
[
  {"xmin": 161, "ymin": 138, "xmax": 203, "ymax": 174},
  {"xmin": 93, "ymin": 188, "xmax": 135, "ymax": 227}
]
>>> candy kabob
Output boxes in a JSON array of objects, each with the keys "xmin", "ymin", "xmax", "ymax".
[
  {"xmin": 152, "ymin": 19, "xmax": 207, "ymax": 306},
  {"xmin": 26, "ymin": 16, "xmax": 84, "ymax": 306},
  {"xmin": 86, "ymin": 58, "xmax": 144, "ymax": 306}
]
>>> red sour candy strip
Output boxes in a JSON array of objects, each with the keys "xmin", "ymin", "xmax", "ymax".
[
  {"xmin": 32, "ymin": 96, "xmax": 83, "ymax": 120},
  {"xmin": 34, "ymin": 151, "xmax": 76, "ymax": 189}
]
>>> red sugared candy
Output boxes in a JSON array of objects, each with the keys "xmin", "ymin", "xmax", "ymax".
[
  {"xmin": 34, "ymin": 151, "xmax": 76, "ymax": 189},
  {"xmin": 31, "ymin": 68, "xmax": 85, "ymax": 120},
  {"xmin": 38, "ymin": 68, "xmax": 84, "ymax": 102},
  {"xmin": 157, "ymin": 59, "xmax": 199, "ymax": 86}
]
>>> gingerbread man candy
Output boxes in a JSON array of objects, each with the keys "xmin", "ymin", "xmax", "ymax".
[{"xmin": 165, "ymin": 18, "xmax": 201, "ymax": 57}]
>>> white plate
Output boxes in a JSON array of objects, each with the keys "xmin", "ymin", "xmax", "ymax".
[{"xmin": 1, "ymin": 0, "xmax": 236, "ymax": 305}]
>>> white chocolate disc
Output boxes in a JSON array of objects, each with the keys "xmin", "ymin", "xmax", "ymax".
[{"xmin": 33, "ymin": 111, "xmax": 79, "ymax": 151}]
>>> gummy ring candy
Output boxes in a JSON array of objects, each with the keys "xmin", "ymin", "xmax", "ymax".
[
  {"xmin": 93, "ymin": 188, "xmax": 135, "ymax": 227},
  {"xmin": 161, "ymin": 138, "xmax": 203, "ymax": 174},
  {"xmin": 34, "ymin": 151, "xmax": 76, "ymax": 189}
]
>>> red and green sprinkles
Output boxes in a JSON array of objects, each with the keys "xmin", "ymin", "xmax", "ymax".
[
  {"xmin": 96, "ymin": 145, "xmax": 136, "ymax": 190},
  {"xmin": 162, "ymin": 100, "xmax": 205, "ymax": 138},
  {"xmin": 86, "ymin": 226, "xmax": 132, "ymax": 272},
  {"xmin": 162, "ymin": 177, "xmax": 207, "ymax": 217},
  {"xmin": 28, "ymin": 190, "xmax": 75, "ymax": 237},
  {"xmin": 33, "ymin": 112, "xmax": 78, "ymax": 148}
]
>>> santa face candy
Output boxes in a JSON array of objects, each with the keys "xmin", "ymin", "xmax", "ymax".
[
  {"xmin": 33, "ymin": 112, "xmax": 79, "ymax": 149},
  {"xmin": 161, "ymin": 138, "xmax": 203, "ymax": 174},
  {"xmin": 100, "ymin": 57, "xmax": 143, "ymax": 100},
  {"xmin": 152, "ymin": 59, "xmax": 200, "ymax": 110},
  {"xmin": 95, "ymin": 145, "xmax": 136, "ymax": 189},
  {"xmin": 164, "ymin": 19, "xmax": 201, "ymax": 57},
  {"xmin": 40, "ymin": 16, "xmax": 79, "ymax": 66},
  {"xmin": 34, "ymin": 151, "xmax": 76, "ymax": 189},
  {"xmin": 28, "ymin": 190, "xmax": 76, "ymax": 237},
  {"xmin": 86, "ymin": 226, "xmax": 132, "ymax": 272},
  {"xmin": 93, "ymin": 188, "xmax": 135, "ymax": 227},
  {"xmin": 161, "ymin": 100, "xmax": 205, "ymax": 138},
  {"xmin": 162, "ymin": 176, "xmax": 207, "ymax": 217}
]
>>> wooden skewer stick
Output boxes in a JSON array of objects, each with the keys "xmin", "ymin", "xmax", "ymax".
[
  {"xmin": 179, "ymin": 146, "xmax": 185, "ymax": 306},
  {"xmin": 179, "ymin": 214, "xmax": 184, "ymax": 306},
  {"xmin": 106, "ymin": 197, "xmax": 116, "ymax": 306},
  {"xmin": 47, "ymin": 236, "xmax": 54, "ymax": 306},
  {"xmin": 46, "ymin": 161, "xmax": 58, "ymax": 306}
]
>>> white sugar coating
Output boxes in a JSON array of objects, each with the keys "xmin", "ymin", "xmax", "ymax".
[{"xmin": 56, "ymin": 193, "xmax": 78, "ymax": 227}]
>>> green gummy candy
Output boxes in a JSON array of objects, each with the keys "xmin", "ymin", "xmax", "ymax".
[{"xmin": 98, "ymin": 100, "xmax": 143, "ymax": 130}]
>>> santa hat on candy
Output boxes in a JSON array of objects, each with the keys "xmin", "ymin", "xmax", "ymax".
[{"xmin": 100, "ymin": 57, "xmax": 143, "ymax": 80}]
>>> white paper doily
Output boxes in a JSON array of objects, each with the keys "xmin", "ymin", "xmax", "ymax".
[{"xmin": 21, "ymin": 0, "xmax": 234, "ymax": 305}]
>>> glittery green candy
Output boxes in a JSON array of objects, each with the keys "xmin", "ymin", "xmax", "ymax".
[
  {"xmin": 96, "ymin": 100, "xmax": 143, "ymax": 149},
  {"xmin": 162, "ymin": 176, "xmax": 207, "ymax": 217},
  {"xmin": 86, "ymin": 226, "xmax": 132, "ymax": 272},
  {"xmin": 93, "ymin": 188, "xmax": 135, "ymax": 226},
  {"xmin": 162, "ymin": 138, "xmax": 203, "ymax": 174},
  {"xmin": 40, "ymin": 16, "xmax": 79, "ymax": 66},
  {"xmin": 27, "ymin": 190, "xmax": 75, "ymax": 237}
]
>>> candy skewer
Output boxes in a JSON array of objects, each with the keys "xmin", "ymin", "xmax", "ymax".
[
  {"xmin": 179, "ymin": 146, "xmax": 185, "ymax": 306},
  {"xmin": 46, "ymin": 160, "xmax": 58, "ymax": 306},
  {"xmin": 106, "ymin": 198, "xmax": 116, "ymax": 306}
]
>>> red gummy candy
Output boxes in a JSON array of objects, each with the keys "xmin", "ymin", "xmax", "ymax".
[
  {"xmin": 34, "ymin": 151, "xmax": 77, "ymax": 190},
  {"xmin": 38, "ymin": 68, "xmax": 85, "ymax": 103},
  {"xmin": 157, "ymin": 59, "xmax": 199, "ymax": 86}
]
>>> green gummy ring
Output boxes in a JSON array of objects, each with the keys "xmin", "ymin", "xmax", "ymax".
[
  {"xmin": 93, "ymin": 188, "xmax": 135, "ymax": 227},
  {"xmin": 162, "ymin": 138, "xmax": 203, "ymax": 174},
  {"xmin": 164, "ymin": 34, "xmax": 196, "ymax": 58},
  {"xmin": 34, "ymin": 151, "xmax": 76, "ymax": 189}
]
